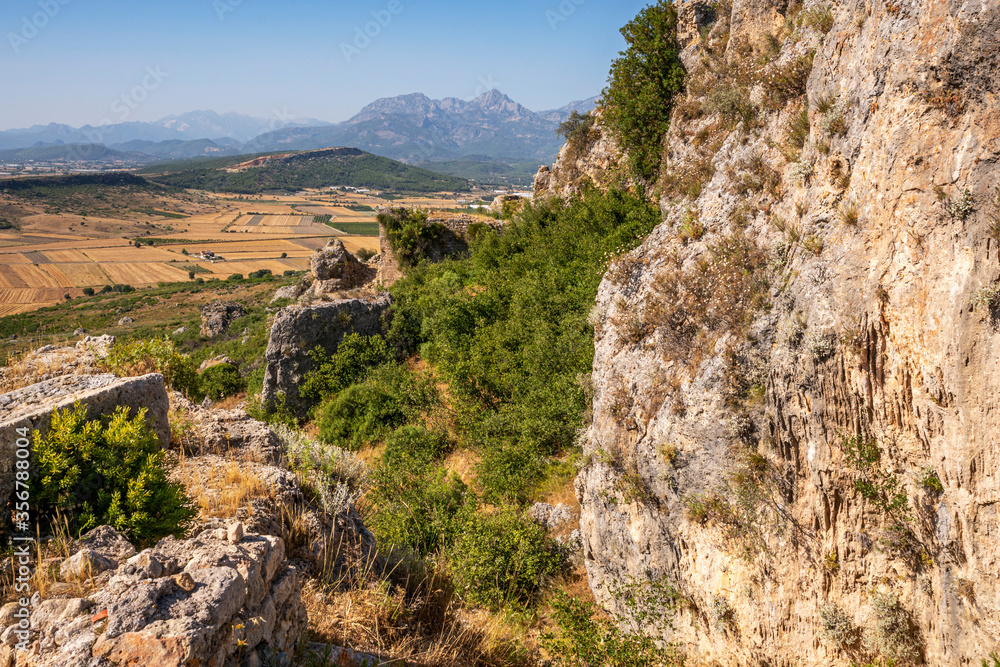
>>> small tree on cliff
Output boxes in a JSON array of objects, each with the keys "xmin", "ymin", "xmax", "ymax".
[{"xmin": 601, "ymin": 0, "xmax": 686, "ymax": 181}]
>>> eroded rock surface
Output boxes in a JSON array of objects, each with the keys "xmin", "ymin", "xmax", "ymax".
[
  {"xmin": 200, "ymin": 301, "xmax": 247, "ymax": 338},
  {"xmin": 261, "ymin": 295, "xmax": 391, "ymax": 418},
  {"xmin": 0, "ymin": 524, "xmax": 307, "ymax": 667},
  {"xmin": 568, "ymin": 1, "xmax": 1000, "ymax": 665}
]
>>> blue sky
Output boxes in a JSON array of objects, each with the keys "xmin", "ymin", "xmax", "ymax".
[{"xmin": 0, "ymin": 0, "xmax": 650, "ymax": 130}]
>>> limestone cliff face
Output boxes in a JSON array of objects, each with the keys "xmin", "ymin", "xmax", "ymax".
[
  {"xmin": 533, "ymin": 112, "xmax": 622, "ymax": 200},
  {"xmin": 571, "ymin": 1, "xmax": 1000, "ymax": 664}
]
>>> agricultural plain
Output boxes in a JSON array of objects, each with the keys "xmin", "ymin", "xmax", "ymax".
[{"xmin": 0, "ymin": 187, "xmax": 430, "ymax": 313}]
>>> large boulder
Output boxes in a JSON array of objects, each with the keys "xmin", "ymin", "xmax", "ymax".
[
  {"xmin": 200, "ymin": 301, "xmax": 247, "ymax": 338},
  {"xmin": 309, "ymin": 239, "xmax": 375, "ymax": 294},
  {"xmin": 0, "ymin": 374, "xmax": 170, "ymax": 522},
  {"xmin": 261, "ymin": 295, "xmax": 391, "ymax": 418}
]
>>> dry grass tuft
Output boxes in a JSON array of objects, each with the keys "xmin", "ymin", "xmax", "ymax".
[
  {"xmin": 175, "ymin": 455, "xmax": 274, "ymax": 520},
  {"xmin": 301, "ymin": 557, "xmax": 533, "ymax": 667}
]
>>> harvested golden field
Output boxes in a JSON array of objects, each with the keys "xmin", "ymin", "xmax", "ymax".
[
  {"xmin": 57, "ymin": 263, "xmax": 109, "ymax": 286},
  {"xmin": 100, "ymin": 262, "xmax": 191, "ymax": 285},
  {"xmin": 82, "ymin": 245, "xmax": 180, "ymax": 263},
  {"xmin": 0, "ymin": 187, "xmax": 413, "ymax": 315},
  {"xmin": 42, "ymin": 249, "xmax": 91, "ymax": 263},
  {"xmin": 10, "ymin": 265, "xmax": 63, "ymax": 289}
]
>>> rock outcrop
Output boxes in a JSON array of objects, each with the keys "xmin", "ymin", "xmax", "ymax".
[
  {"xmin": 533, "ymin": 111, "xmax": 622, "ymax": 201},
  {"xmin": 261, "ymin": 295, "xmax": 391, "ymax": 418},
  {"xmin": 572, "ymin": 1, "xmax": 1000, "ymax": 665},
  {"xmin": 308, "ymin": 239, "xmax": 376, "ymax": 294},
  {"xmin": 0, "ymin": 374, "xmax": 170, "ymax": 521},
  {"xmin": 200, "ymin": 301, "xmax": 247, "ymax": 338},
  {"xmin": 0, "ymin": 524, "xmax": 307, "ymax": 667}
]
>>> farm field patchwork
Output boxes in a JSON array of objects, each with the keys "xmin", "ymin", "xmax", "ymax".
[{"xmin": 0, "ymin": 186, "xmax": 495, "ymax": 314}]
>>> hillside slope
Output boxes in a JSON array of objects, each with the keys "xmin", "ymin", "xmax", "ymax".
[
  {"xmin": 145, "ymin": 147, "xmax": 469, "ymax": 193},
  {"xmin": 546, "ymin": 1, "xmax": 1000, "ymax": 664}
]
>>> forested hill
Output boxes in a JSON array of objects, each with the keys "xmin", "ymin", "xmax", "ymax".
[{"xmin": 143, "ymin": 147, "xmax": 470, "ymax": 194}]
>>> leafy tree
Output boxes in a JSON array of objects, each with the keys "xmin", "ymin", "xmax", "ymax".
[
  {"xmin": 34, "ymin": 403, "xmax": 196, "ymax": 545},
  {"xmin": 601, "ymin": 1, "xmax": 686, "ymax": 180}
]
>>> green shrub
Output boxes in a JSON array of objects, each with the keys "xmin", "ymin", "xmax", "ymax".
[
  {"xmin": 601, "ymin": 1, "xmax": 686, "ymax": 179},
  {"xmin": 82, "ymin": 287, "xmax": 95, "ymax": 296},
  {"xmin": 817, "ymin": 603, "xmax": 857, "ymax": 647},
  {"xmin": 557, "ymin": 111, "xmax": 597, "ymax": 151},
  {"xmin": 245, "ymin": 392, "xmax": 298, "ymax": 428},
  {"xmin": 227, "ymin": 273, "xmax": 244, "ymax": 281},
  {"xmin": 198, "ymin": 363, "xmax": 245, "ymax": 400},
  {"xmin": 841, "ymin": 435, "xmax": 910, "ymax": 519},
  {"xmin": 104, "ymin": 337, "xmax": 199, "ymax": 398},
  {"xmin": 369, "ymin": 432, "xmax": 468, "ymax": 556},
  {"xmin": 316, "ymin": 384, "xmax": 406, "ymax": 450},
  {"xmin": 450, "ymin": 507, "xmax": 562, "ymax": 609},
  {"xmin": 383, "ymin": 425, "xmax": 451, "ymax": 466},
  {"xmin": 301, "ymin": 334, "xmax": 394, "ymax": 401},
  {"xmin": 386, "ymin": 190, "xmax": 660, "ymax": 502},
  {"xmin": 34, "ymin": 403, "xmax": 195, "ymax": 545},
  {"xmin": 541, "ymin": 592, "xmax": 681, "ymax": 667},
  {"xmin": 918, "ymin": 466, "xmax": 944, "ymax": 493},
  {"xmin": 378, "ymin": 207, "xmax": 450, "ymax": 268}
]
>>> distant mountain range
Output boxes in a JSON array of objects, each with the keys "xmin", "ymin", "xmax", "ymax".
[
  {"xmin": 0, "ymin": 110, "xmax": 329, "ymax": 149},
  {"xmin": 0, "ymin": 91, "xmax": 599, "ymax": 170}
]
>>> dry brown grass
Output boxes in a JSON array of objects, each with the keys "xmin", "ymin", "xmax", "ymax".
[
  {"xmin": 301, "ymin": 558, "xmax": 534, "ymax": 667},
  {"xmin": 1, "ymin": 514, "xmax": 95, "ymax": 606},
  {"xmin": 0, "ymin": 345, "xmax": 95, "ymax": 393},
  {"xmin": 175, "ymin": 455, "xmax": 274, "ymax": 521}
]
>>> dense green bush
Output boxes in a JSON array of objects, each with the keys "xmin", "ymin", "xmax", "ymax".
[
  {"xmin": 450, "ymin": 508, "xmax": 562, "ymax": 608},
  {"xmin": 541, "ymin": 592, "xmax": 680, "ymax": 667},
  {"xmin": 378, "ymin": 207, "xmax": 449, "ymax": 268},
  {"xmin": 34, "ymin": 403, "xmax": 195, "ymax": 544},
  {"xmin": 301, "ymin": 334, "xmax": 394, "ymax": 400},
  {"xmin": 315, "ymin": 364, "xmax": 436, "ymax": 450},
  {"xmin": 386, "ymin": 189, "xmax": 660, "ymax": 501},
  {"xmin": 104, "ymin": 337, "xmax": 199, "ymax": 398},
  {"xmin": 198, "ymin": 363, "xmax": 245, "ymax": 400},
  {"xmin": 601, "ymin": 1, "xmax": 686, "ymax": 179},
  {"xmin": 369, "ymin": 428, "xmax": 468, "ymax": 556},
  {"xmin": 316, "ymin": 384, "xmax": 405, "ymax": 450},
  {"xmin": 383, "ymin": 425, "xmax": 451, "ymax": 466}
]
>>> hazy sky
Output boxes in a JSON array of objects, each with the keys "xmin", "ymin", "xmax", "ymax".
[{"xmin": 0, "ymin": 0, "xmax": 649, "ymax": 130}]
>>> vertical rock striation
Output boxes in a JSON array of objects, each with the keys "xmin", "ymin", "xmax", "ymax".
[{"xmin": 573, "ymin": 1, "xmax": 1000, "ymax": 664}]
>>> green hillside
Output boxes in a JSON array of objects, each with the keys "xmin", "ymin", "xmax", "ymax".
[{"xmin": 143, "ymin": 147, "xmax": 470, "ymax": 194}]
